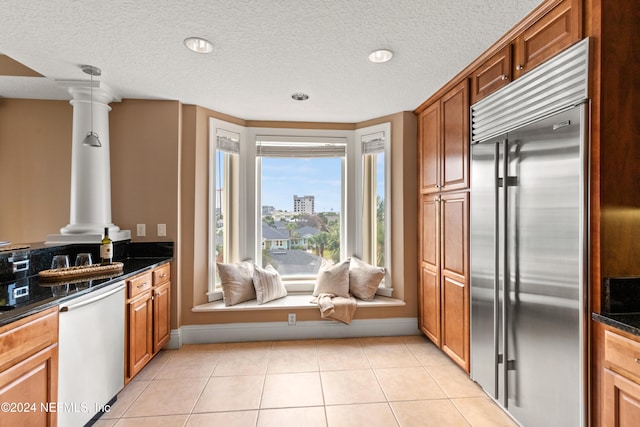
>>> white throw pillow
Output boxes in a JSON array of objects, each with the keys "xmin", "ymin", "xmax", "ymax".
[
  {"xmin": 253, "ymin": 264, "xmax": 288, "ymax": 304},
  {"xmin": 349, "ymin": 256, "xmax": 385, "ymax": 300},
  {"xmin": 217, "ymin": 261, "xmax": 256, "ymax": 306},
  {"xmin": 313, "ymin": 259, "xmax": 350, "ymax": 297}
]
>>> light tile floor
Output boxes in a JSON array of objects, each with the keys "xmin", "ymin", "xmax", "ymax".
[{"xmin": 93, "ymin": 335, "xmax": 517, "ymax": 427}]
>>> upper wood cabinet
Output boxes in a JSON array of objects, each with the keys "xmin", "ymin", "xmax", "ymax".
[
  {"xmin": 470, "ymin": 44, "xmax": 512, "ymax": 105},
  {"xmin": 513, "ymin": 0, "xmax": 582, "ymax": 79},
  {"xmin": 469, "ymin": 0, "xmax": 581, "ymax": 104},
  {"xmin": 419, "ymin": 80, "xmax": 469, "ymax": 194},
  {"xmin": 419, "ymin": 102, "xmax": 440, "ymax": 193}
]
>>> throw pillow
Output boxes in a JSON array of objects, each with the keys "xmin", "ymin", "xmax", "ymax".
[
  {"xmin": 217, "ymin": 260, "xmax": 256, "ymax": 306},
  {"xmin": 313, "ymin": 258, "xmax": 350, "ymax": 297},
  {"xmin": 349, "ymin": 256, "xmax": 385, "ymax": 300},
  {"xmin": 253, "ymin": 264, "xmax": 288, "ymax": 304}
]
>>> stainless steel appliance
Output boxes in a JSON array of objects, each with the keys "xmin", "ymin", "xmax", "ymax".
[
  {"xmin": 58, "ymin": 280, "xmax": 125, "ymax": 426},
  {"xmin": 470, "ymin": 39, "xmax": 589, "ymax": 426}
]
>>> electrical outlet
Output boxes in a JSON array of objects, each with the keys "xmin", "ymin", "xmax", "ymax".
[
  {"xmin": 157, "ymin": 224, "xmax": 166, "ymax": 237},
  {"xmin": 288, "ymin": 313, "xmax": 296, "ymax": 325},
  {"xmin": 136, "ymin": 224, "xmax": 146, "ymax": 237}
]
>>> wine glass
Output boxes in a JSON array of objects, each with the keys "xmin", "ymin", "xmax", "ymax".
[
  {"xmin": 51, "ymin": 255, "xmax": 70, "ymax": 270},
  {"xmin": 75, "ymin": 253, "xmax": 93, "ymax": 267}
]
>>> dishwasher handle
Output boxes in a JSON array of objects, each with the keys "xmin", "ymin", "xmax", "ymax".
[{"xmin": 60, "ymin": 282, "xmax": 125, "ymax": 312}]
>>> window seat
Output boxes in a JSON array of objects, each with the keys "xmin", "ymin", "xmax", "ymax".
[{"xmin": 192, "ymin": 293, "xmax": 405, "ymax": 312}]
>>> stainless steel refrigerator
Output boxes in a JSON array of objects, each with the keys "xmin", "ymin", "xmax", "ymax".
[{"xmin": 470, "ymin": 39, "xmax": 589, "ymax": 426}]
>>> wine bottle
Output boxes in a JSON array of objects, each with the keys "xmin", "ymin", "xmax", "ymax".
[{"xmin": 100, "ymin": 227, "xmax": 113, "ymax": 265}]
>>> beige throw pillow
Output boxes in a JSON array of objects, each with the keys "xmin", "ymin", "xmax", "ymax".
[
  {"xmin": 217, "ymin": 261, "xmax": 256, "ymax": 306},
  {"xmin": 253, "ymin": 264, "xmax": 288, "ymax": 304},
  {"xmin": 349, "ymin": 256, "xmax": 385, "ymax": 300},
  {"xmin": 313, "ymin": 259, "xmax": 350, "ymax": 297}
]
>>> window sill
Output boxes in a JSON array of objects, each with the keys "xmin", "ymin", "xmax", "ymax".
[{"xmin": 192, "ymin": 293, "xmax": 405, "ymax": 312}]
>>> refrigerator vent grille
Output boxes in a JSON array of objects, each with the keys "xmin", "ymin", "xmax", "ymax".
[{"xmin": 471, "ymin": 38, "xmax": 589, "ymax": 143}]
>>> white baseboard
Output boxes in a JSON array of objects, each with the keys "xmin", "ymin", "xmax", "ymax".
[{"xmin": 166, "ymin": 317, "xmax": 419, "ymax": 348}]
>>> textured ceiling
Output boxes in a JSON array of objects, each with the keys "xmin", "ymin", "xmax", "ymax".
[{"xmin": 0, "ymin": 0, "xmax": 542, "ymax": 122}]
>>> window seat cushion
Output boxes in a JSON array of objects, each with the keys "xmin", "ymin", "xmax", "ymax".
[{"xmin": 192, "ymin": 293, "xmax": 405, "ymax": 312}]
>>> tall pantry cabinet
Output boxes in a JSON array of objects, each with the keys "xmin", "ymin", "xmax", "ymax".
[{"xmin": 418, "ymin": 80, "xmax": 470, "ymax": 372}]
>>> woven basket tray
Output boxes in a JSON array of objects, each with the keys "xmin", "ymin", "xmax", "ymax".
[{"xmin": 38, "ymin": 262, "xmax": 124, "ymax": 282}]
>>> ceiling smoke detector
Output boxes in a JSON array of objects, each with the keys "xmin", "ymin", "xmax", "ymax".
[
  {"xmin": 291, "ymin": 93, "xmax": 309, "ymax": 101},
  {"xmin": 368, "ymin": 49, "xmax": 394, "ymax": 63},
  {"xmin": 183, "ymin": 37, "xmax": 213, "ymax": 54}
]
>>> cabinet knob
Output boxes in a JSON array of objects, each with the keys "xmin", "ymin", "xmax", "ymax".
[
  {"xmin": 516, "ymin": 64, "xmax": 524, "ymax": 70},
  {"xmin": 635, "ymin": 358, "xmax": 640, "ymax": 364},
  {"xmin": 500, "ymin": 74, "xmax": 508, "ymax": 81}
]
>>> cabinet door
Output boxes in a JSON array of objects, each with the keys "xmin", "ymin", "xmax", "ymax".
[
  {"xmin": 127, "ymin": 292, "xmax": 153, "ymax": 380},
  {"xmin": 419, "ymin": 195, "xmax": 440, "ymax": 344},
  {"xmin": 153, "ymin": 281, "xmax": 171, "ymax": 353},
  {"xmin": 419, "ymin": 101, "xmax": 440, "ymax": 194},
  {"xmin": 0, "ymin": 344, "xmax": 58, "ymax": 427},
  {"xmin": 604, "ymin": 368, "xmax": 640, "ymax": 427},
  {"xmin": 470, "ymin": 44, "xmax": 512, "ymax": 104},
  {"xmin": 513, "ymin": 0, "xmax": 581, "ymax": 78},
  {"xmin": 441, "ymin": 81, "xmax": 469, "ymax": 192},
  {"xmin": 440, "ymin": 191, "xmax": 469, "ymax": 371}
]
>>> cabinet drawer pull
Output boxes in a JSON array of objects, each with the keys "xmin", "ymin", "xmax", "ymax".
[
  {"xmin": 137, "ymin": 282, "xmax": 148, "ymax": 289},
  {"xmin": 516, "ymin": 64, "xmax": 524, "ymax": 70}
]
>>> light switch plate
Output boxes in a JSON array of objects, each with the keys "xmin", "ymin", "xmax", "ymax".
[
  {"xmin": 157, "ymin": 224, "xmax": 166, "ymax": 237},
  {"xmin": 136, "ymin": 224, "xmax": 146, "ymax": 237}
]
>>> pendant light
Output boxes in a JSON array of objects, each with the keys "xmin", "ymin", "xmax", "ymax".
[{"xmin": 81, "ymin": 65, "xmax": 102, "ymax": 147}]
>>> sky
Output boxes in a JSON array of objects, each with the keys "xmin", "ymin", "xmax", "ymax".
[
  {"xmin": 260, "ymin": 154, "xmax": 384, "ymax": 214},
  {"xmin": 261, "ymin": 157, "xmax": 342, "ymax": 213}
]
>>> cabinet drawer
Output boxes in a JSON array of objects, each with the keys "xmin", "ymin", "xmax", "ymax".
[
  {"xmin": 605, "ymin": 330, "xmax": 640, "ymax": 379},
  {"xmin": 0, "ymin": 307, "xmax": 58, "ymax": 372},
  {"xmin": 153, "ymin": 264, "xmax": 170, "ymax": 286},
  {"xmin": 128, "ymin": 272, "xmax": 153, "ymax": 299}
]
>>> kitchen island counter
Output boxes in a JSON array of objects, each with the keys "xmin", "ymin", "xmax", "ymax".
[{"xmin": 0, "ymin": 256, "xmax": 172, "ymax": 327}]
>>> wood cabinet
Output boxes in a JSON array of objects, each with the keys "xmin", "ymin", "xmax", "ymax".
[
  {"xmin": 419, "ymin": 191, "xmax": 469, "ymax": 371},
  {"xmin": 469, "ymin": 0, "xmax": 581, "ymax": 104},
  {"xmin": 603, "ymin": 330, "xmax": 640, "ymax": 426},
  {"xmin": 125, "ymin": 263, "xmax": 171, "ymax": 382},
  {"xmin": 0, "ymin": 307, "xmax": 58, "ymax": 427},
  {"xmin": 419, "ymin": 80, "xmax": 469, "ymax": 194},
  {"xmin": 470, "ymin": 44, "xmax": 512, "ymax": 104},
  {"xmin": 513, "ymin": 0, "xmax": 581, "ymax": 79},
  {"xmin": 152, "ymin": 264, "xmax": 171, "ymax": 353}
]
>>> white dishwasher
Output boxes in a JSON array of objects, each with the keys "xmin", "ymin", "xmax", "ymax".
[{"xmin": 58, "ymin": 281, "xmax": 125, "ymax": 427}]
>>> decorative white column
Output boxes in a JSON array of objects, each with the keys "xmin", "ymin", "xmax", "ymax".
[{"xmin": 47, "ymin": 79, "xmax": 130, "ymax": 243}]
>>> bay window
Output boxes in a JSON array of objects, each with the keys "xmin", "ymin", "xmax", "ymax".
[{"xmin": 208, "ymin": 119, "xmax": 391, "ymax": 300}]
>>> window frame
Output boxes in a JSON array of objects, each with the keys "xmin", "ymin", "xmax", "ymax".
[{"xmin": 208, "ymin": 121, "xmax": 392, "ymax": 299}]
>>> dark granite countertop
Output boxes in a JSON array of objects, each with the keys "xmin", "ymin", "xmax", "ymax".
[
  {"xmin": 592, "ymin": 312, "xmax": 640, "ymax": 337},
  {"xmin": 0, "ymin": 257, "xmax": 171, "ymax": 327}
]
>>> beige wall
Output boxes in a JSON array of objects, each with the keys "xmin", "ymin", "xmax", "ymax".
[
  {"xmin": 0, "ymin": 99, "xmax": 72, "ymax": 243},
  {"xmin": 0, "ymin": 97, "xmax": 419, "ymax": 331},
  {"xmin": 110, "ymin": 99, "xmax": 182, "ymax": 329}
]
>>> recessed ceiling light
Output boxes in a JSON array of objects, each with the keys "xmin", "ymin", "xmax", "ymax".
[
  {"xmin": 291, "ymin": 93, "xmax": 309, "ymax": 101},
  {"xmin": 368, "ymin": 49, "xmax": 394, "ymax": 63},
  {"xmin": 184, "ymin": 37, "xmax": 213, "ymax": 54}
]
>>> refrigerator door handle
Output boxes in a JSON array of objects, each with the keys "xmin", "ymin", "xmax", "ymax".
[
  {"xmin": 493, "ymin": 141, "xmax": 501, "ymax": 398},
  {"xmin": 501, "ymin": 138, "xmax": 510, "ymax": 409}
]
